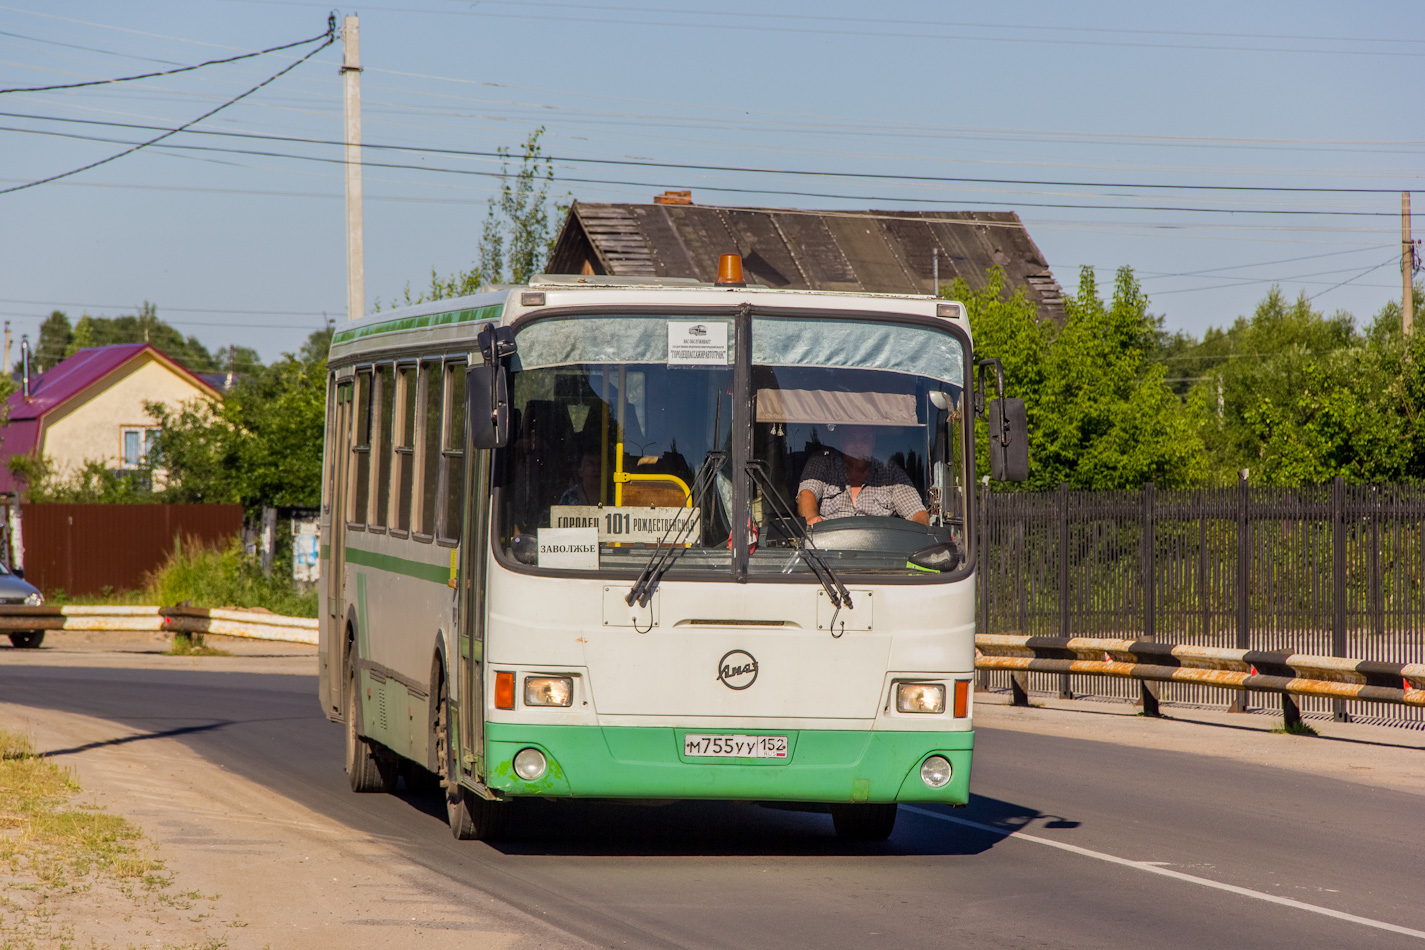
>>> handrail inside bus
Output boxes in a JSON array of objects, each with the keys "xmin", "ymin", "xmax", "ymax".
[{"xmin": 612, "ymin": 441, "xmax": 693, "ymax": 508}]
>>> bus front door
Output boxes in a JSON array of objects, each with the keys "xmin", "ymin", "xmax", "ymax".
[
  {"xmin": 325, "ymin": 377, "xmax": 354, "ymax": 717},
  {"xmin": 455, "ymin": 447, "xmax": 491, "ymax": 781}
]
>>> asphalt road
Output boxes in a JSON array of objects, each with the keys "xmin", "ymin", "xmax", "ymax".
[{"xmin": 3, "ymin": 663, "xmax": 1421, "ymax": 950}]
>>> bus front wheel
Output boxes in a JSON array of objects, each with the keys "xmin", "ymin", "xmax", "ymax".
[
  {"xmin": 436, "ymin": 673, "xmax": 506, "ymax": 841},
  {"xmin": 830, "ymin": 803, "xmax": 898, "ymax": 841}
]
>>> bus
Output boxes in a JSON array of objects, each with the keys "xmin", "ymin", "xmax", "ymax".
[{"xmin": 317, "ymin": 256, "xmax": 1026, "ymax": 841}]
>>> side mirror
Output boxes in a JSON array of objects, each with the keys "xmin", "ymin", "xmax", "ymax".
[
  {"xmin": 467, "ymin": 363, "xmax": 510, "ymax": 449},
  {"xmin": 987, "ymin": 397, "xmax": 1028, "ymax": 482},
  {"xmin": 468, "ymin": 324, "xmax": 516, "ymax": 450}
]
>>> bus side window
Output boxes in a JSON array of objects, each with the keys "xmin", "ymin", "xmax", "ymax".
[
  {"xmin": 417, "ymin": 359, "xmax": 442, "ymax": 538},
  {"xmin": 439, "ymin": 362, "xmax": 466, "ymax": 543},
  {"xmin": 374, "ymin": 364, "xmax": 394, "ymax": 530},
  {"xmin": 394, "ymin": 363, "xmax": 417, "ymax": 534},
  {"xmin": 349, "ymin": 369, "xmax": 373, "ymax": 526},
  {"xmin": 324, "ymin": 373, "xmax": 338, "ymax": 514}
]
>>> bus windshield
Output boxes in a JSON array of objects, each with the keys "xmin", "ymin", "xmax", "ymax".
[
  {"xmin": 496, "ymin": 312, "xmax": 970, "ymax": 579},
  {"xmin": 749, "ymin": 314, "xmax": 969, "ymax": 578}
]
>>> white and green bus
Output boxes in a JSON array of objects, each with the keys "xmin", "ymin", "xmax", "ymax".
[{"xmin": 318, "ymin": 258, "xmax": 1026, "ymax": 841}]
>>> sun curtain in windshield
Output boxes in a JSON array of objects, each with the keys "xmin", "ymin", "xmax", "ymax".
[{"xmin": 496, "ymin": 313, "xmax": 970, "ymax": 579}]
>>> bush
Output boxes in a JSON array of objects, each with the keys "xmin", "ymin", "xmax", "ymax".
[{"xmin": 144, "ymin": 538, "xmax": 318, "ymax": 618}]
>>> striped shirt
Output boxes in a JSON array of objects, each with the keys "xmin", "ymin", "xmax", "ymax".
[{"xmin": 798, "ymin": 451, "xmax": 926, "ymax": 521}]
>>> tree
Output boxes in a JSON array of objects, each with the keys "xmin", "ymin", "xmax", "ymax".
[
  {"xmin": 1238, "ymin": 291, "xmax": 1425, "ymax": 484},
  {"xmin": 149, "ymin": 327, "xmax": 331, "ymax": 511},
  {"xmin": 380, "ymin": 128, "xmax": 569, "ymax": 308},
  {"xmin": 7, "ymin": 455, "xmax": 156, "ymax": 504},
  {"xmin": 36, "ymin": 311, "xmax": 72, "ymax": 371},
  {"xmin": 66, "ymin": 301, "xmax": 221, "ymax": 372},
  {"xmin": 949, "ymin": 265, "xmax": 1208, "ymax": 490}
]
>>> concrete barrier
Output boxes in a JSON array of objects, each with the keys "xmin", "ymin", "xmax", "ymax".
[{"xmin": 0, "ymin": 605, "xmax": 316, "ymax": 645}]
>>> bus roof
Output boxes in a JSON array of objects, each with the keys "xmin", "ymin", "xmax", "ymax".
[{"xmin": 328, "ymin": 275, "xmax": 967, "ymax": 363}]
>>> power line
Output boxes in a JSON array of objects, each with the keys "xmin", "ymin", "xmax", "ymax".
[
  {"xmin": 4, "ymin": 124, "xmax": 1401, "ymax": 216},
  {"xmin": 219, "ymin": 0, "xmax": 1425, "ymax": 58},
  {"xmin": 0, "ymin": 296, "xmax": 332, "ymax": 316},
  {"xmin": 1137, "ymin": 246, "xmax": 1389, "ymax": 280},
  {"xmin": 1, "ymin": 110, "xmax": 1416, "ymax": 202},
  {"xmin": 1307, "ymin": 256, "xmax": 1401, "ymax": 301},
  {"xmin": 0, "ymin": 28, "xmax": 182, "ymax": 65},
  {"xmin": 0, "ymin": 27, "xmax": 334, "ymax": 94},
  {"xmin": 0, "ymin": 17, "xmax": 335, "ymax": 196},
  {"xmin": 0, "ymin": 311, "xmax": 322, "ymax": 331}
]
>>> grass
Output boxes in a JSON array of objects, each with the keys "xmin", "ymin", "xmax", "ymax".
[
  {"xmin": 145, "ymin": 539, "xmax": 317, "ymax": 619},
  {"xmin": 163, "ymin": 635, "xmax": 230, "ymax": 658},
  {"xmin": 1273, "ymin": 720, "xmax": 1320, "ymax": 737},
  {"xmin": 46, "ymin": 538, "xmax": 318, "ymax": 619},
  {"xmin": 0, "ymin": 729, "xmax": 237, "ymax": 949},
  {"xmin": 0, "ymin": 729, "xmax": 165, "ymax": 889}
]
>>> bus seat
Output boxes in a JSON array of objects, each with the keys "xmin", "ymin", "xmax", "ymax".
[{"xmin": 622, "ymin": 481, "xmax": 690, "ymax": 508}]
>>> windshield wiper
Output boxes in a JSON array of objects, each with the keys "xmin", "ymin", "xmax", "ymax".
[
  {"xmin": 744, "ymin": 461, "xmax": 853, "ymax": 614},
  {"xmin": 625, "ymin": 451, "xmax": 726, "ymax": 608}
]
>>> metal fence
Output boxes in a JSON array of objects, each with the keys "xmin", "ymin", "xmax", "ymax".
[
  {"xmin": 977, "ymin": 478, "xmax": 1425, "ymax": 724},
  {"xmin": 20, "ymin": 504, "xmax": 244, "ymax": 597}
]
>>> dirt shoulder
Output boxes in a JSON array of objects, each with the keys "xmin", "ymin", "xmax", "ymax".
[
  {"xmin": 0, "ymin": 632, "xmax": 595, "ymax": 950},
  {"xmin": 1, "ymin": 632, "xmax": 1421, "ymax": 948}
]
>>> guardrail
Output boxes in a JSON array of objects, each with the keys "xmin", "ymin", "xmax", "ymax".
[
  {"xmin": 0, "ymin": 605, "xmax": 317, "ymax": 646},
  {"xmin": 6, "ymin": 609, "xmax": 1420, "ymax": 729},
  {"xmin": 976, "ymin": 634, "xmax": 1425, "ymax": 729}
]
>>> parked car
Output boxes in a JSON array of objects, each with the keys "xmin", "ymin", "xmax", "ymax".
[{"xmin": 0, "ymin": 564, "xmax": 45, "ymax": 648}]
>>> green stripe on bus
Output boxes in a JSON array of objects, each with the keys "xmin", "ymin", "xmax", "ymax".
[
  {"xmin": 331, "ymin": 304, "xmax": 504, "ymax": 346},
  {"xmin": 483, "ymin": 724, "xmax": 974, "ymax": 804},
  {"xmin": 344, "ymin": 546, "xmax": 451, "ymax": 585}
]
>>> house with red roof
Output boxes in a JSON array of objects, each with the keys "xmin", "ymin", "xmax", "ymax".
[{"xmin": 2, "ymin": 343, "xmax": 221, "ymax": 495}]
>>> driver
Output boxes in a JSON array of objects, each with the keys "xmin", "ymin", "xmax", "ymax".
[{"xmin": 796, "ymin": 425, "xmax": 929, "ymax": 526}]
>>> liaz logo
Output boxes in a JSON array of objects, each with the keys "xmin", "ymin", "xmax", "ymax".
[
  {"xmin": 687, "ymin": 324, "xmax": 709, "ymax": 336},
  {"xmin": 717, "ymin": 650, "xmax": 758, "ymax": 690}
]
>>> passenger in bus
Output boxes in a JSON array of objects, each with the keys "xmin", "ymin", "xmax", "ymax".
[
  {"xmin": 558, "ymin": 451, "xmax": 602, "ymax": 506},
  {"xmin": 796, "ymin": 425, "xmax": 929, "ymax": 525}
]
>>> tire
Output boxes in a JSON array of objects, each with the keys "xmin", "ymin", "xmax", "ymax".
[
  {"xmin": 7, "ymin": 631, "xmax": 44, "ymax": 649},
  {"xmin": 345, "ymin": 668, "xmax": 396, "ymax": 793},
  {"xmin": 831, "ymin": 803, "xmax": 898, "ymax": 841},
  {"xmin": 436, "ymin": 671, "xmax": 507, "ymax": 841}
]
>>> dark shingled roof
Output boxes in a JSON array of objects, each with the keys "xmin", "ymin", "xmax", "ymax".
[{"xmin": 546, "ymin": 202, "xmax": 1065, "ymax": 320}]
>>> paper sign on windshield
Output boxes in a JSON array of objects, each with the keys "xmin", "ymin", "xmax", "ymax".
[
  {"xmin": 537, "ymin": 527, "xmax": 600, "ymax": 569},
  {"xmin": 551, "ymin": 506, "xmax": 700, "ymax": 544},
  {"xmin": 668, "ymin": 321, "xmax": 728, "ymax": 366}
]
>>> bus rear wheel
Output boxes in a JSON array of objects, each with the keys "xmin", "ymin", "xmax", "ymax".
[
  {"xmin": 7, "ymin": 632, "xmax": 43, "ymax": 649},
  {"xmin": 345, "ymin": 669, "xmax": 396, "ymax": 793},
  {"xmin": 830, "ymin": 803, "xmax": 898, "ymax": 841},
  {"xmin": 436, "ymin": 672, "xmax": 506, "ymax": 841}
]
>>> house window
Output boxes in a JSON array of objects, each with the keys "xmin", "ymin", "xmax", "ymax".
[{"xmin": 121, "ymin": 427, "xmax": 160, "ymax": 467}]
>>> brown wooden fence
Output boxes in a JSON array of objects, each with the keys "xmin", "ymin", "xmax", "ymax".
[{"xmin": 20, "ymin": 504, "xmax": 243, "ymax": 596}]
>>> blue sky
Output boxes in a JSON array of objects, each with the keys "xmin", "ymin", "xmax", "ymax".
[{"xmin": 2, "ymin": 1, "xmax": 1421, "ymax": 365}]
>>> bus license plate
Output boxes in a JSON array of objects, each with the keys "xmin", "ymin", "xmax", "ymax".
[{"xmin": 684, "ymin": 734, "xmax": 788, "ymax": 758}]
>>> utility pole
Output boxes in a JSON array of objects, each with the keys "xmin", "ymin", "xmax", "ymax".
[
  {"xmin": 342, "ymin": 16, "xmax": 365, "ymax": 323},
  {"xmin": 1404, "ymin": 192, "xmax": 1414, "ymax": 336}
]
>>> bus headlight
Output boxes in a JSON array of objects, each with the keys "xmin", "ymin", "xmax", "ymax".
[
  {"xmin": 896, "ymin": 682, "xmax": 946, "ymax": 714},
  {"xmin": 524, "ymin": 676, "xmax": 573, "ymax": 707},
  {"xmin": 921, "ymin": 755, "xmax": 953, "ymax": 788},
  {"xmin": 513, "ymin": 748, "xmax": 547, "ymax": 781}
]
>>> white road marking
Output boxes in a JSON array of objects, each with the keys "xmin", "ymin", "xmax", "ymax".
[{"xmin": 902, "ymin": 806, "xmax": 1425, "ymax": 941}]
